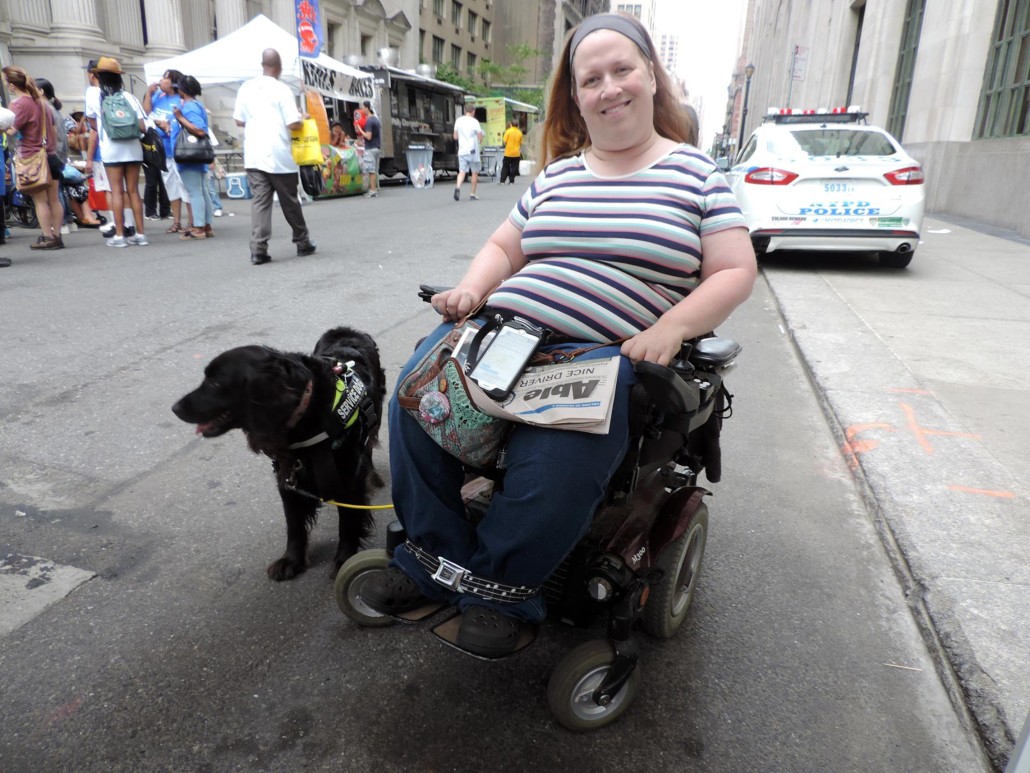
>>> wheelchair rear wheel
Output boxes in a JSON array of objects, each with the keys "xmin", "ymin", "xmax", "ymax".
[
  {"xmin": 547, "ymin": 640, "xmax": 641, "ymax": 731},
  {"xmin": 334, "ymin": 549, "xmax": 395, "ymax": 628},
  {"xmin": 643, "ymin": 501, "xmax": 708, "ymax": 639}
]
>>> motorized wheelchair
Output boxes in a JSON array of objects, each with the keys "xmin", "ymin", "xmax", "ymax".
[{"xmin": 334, "ymin": 292, "xmax": 742, "ymax": 731}]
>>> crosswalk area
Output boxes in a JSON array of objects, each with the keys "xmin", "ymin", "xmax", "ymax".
[{"xmin": 0, "ymin": 553, "xmax": 96, "ymax": 637}]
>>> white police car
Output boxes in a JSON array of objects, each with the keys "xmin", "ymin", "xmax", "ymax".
[{"xmin": 726, "ymin": 107, "xmax": 925, "ymax": 268}]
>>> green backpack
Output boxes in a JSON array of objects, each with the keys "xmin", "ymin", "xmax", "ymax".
[{"xmin": 101, "ymin": 92, "xmax": 139, "ymax": 141}]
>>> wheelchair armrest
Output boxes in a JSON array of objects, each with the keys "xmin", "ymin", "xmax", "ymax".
[
  {"xmin": 418, "ymin": 284, "xmax": 452, "ymax": 303},
  {"xmin": 690, "ymin": 337, "xmax": 741, "ymax": 369},
  {"xmin": 633, "ymin": 360, "xmax": 700, "ymax": 416}
]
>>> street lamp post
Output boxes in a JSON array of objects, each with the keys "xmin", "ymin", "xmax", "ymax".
[{"xmin": 737, "ymin": 63, "xmax": 755, "ymax": 156}]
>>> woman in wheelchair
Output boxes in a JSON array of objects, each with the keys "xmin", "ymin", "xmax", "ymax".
[{"xmin": 361, "ymin": 13, "xmax": 757, "ymax": 658}]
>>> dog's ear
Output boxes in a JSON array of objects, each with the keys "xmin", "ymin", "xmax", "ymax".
[{"xmin": 243, "ymin": 356, "xmax": 313, "ymax": 445}]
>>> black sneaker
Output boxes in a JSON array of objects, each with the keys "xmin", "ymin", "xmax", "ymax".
[
  {"xmin": 296, "ymin": 241, "xmax": 317, "ymax": 256},
  {"xmin": 360, "ymin": 567, "xmax": 428, "ymax": 614},
  {"xmin": 457, "ymin": 607, "xmax": 522, "ymax": 658},
  {"xmin": 0, "ymin": 257, "xmax": 11, "ymax": 268},
  {"xmin": 251, "ymin": 254, "xmax": 271, "ymax": 265},
  {"xmin": 453, "ymin": 188, "xmax": 460, "ymax": 201}
]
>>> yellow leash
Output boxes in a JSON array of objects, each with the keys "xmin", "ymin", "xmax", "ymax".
[{"xmin": 322, "ymin": 499, "xmax": 394, "ymax": 510}]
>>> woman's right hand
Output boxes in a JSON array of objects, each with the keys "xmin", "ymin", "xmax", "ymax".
[
  {"xmin": 84, "ymin": 159, "xmax": 93, "ymax": 174},
  {"xmin": 431, "ymin": 288, "xmax": 483, "ymax": 322}
]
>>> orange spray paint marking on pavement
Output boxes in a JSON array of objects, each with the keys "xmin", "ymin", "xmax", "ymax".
[
  {"xmin": 947, "ymin": 485, "xmax": 1016, "ymax": 499},
  {"xmin": 841, "ymin": 423, "xmax": 896, "ymax": 469},
  {"xmin": 898, "ymin": 402, "xmax": 980, "ymax": 455}
]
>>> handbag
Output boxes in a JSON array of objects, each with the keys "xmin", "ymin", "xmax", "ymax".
[
  {"xmin": 291, "ymin": 118, "xmax": 323, "ymax": 166},
  {"xmin": 14, "ymin": 101, "xmax": 51, "ymax": 192},
  {"xmin": 87, "ymin": 177, "xmax": 109, "ymax": 211},
  {"xmin": 396, "ymin": 320, "xmax": 512, "ymax": 469},
  {"xmin": 141, "ymin": 126, "xmax": 167, "ymax": 172},
  {"xmin": 173, "ymin": 129, "xmax": 215, "ymax": 164}
]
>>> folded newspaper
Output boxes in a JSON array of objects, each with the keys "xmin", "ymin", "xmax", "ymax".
[{"xmin": 453, "ymin": 327, "xmax": 619, "ymax": 434}]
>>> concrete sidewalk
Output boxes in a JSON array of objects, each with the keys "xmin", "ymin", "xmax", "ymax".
[{"xmin": 762, "ymin": 216, "xmax": 1030, "ymax": 769}]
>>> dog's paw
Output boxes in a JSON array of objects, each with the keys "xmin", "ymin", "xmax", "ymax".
[{"xmin": 267, "ymin": 556, "xmax": 307, "ymax": 581}]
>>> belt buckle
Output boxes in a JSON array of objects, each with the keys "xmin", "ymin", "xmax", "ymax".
[{"xmin": 431, "ymin": 557, "xmax": 466, "ymax": 590}]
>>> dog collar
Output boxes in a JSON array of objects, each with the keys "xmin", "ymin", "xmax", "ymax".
[{"xmin": 286, "ymin": 380, "xmax": 314, "ymax": 429}]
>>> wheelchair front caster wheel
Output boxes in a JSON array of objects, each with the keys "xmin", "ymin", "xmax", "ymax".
[
  {"xmin": 547, "ymin": 640, "xmax": 641, "ymax": 731},
  {"xmin": 334, "ymin": 549, "xmax": 395, "ymax": 628},
  {"xmin": 643, "ymin": 501, "xmax": 708, "ymax": 640}
]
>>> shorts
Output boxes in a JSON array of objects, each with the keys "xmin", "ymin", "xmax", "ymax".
[
  {"xmin": 361, "ymin": 147, "xmax": 381, "ymax": 174},
  {"xmin": 47, "ymin": 153, "xmax": 64, "ymax": 180},
  {"xmin": 162, "ymin": 164, "xmax": 191, "ymax": 203},
  {"xmin": 92, "ymin": 162, "xmax": 110, "ymax": 193},
  {"xmin": 458, "ymin": 154, "xmax": 481, "ymax": 174}
]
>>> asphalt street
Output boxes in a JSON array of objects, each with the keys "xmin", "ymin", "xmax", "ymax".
[{"xmin": 0, "ymin": 180, "xmax": 1005, "ymax": 771}]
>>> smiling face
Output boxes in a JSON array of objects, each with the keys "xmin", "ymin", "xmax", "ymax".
[{"xmin": 571, "ymin": 29, "xmax": 657, "ymax": 154}]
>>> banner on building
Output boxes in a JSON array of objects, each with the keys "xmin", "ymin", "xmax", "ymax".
[{"xmin": 295, "ymin": 0, "xmax": 323, "ymax": 58}]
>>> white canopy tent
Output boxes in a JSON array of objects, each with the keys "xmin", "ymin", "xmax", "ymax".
[{"xmin": 143, "ymin": 14, "xmax": 375, "ymax": 103}]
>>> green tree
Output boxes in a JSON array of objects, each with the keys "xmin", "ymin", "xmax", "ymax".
[{"xmin": 434, "ymin": 62, "xmax": 476, "ymax": 93}]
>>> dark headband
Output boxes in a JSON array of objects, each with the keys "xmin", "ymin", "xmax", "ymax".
[{"xmin": 569, "ymin": 14, "xmax": 651, "ymax": 67}]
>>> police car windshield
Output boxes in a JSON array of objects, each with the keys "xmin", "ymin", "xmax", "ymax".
[{"xmin": 787, "ymin": 128, "xmax": 898, "ymax": 158}]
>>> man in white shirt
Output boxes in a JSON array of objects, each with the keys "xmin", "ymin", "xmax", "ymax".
[
  {"xmin": 452, "ymin": 103, "xmax": 484, "ymax": 202},
  {"xmin": 233, "ymin": 48, "xmax": 315, "ymax": 265}
]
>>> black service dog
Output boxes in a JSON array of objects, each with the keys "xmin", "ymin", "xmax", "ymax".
[{"xmin": 172, "ymin": 327, "xmax": 386, "ymax": 581}]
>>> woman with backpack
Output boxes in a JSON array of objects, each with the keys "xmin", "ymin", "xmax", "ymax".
[
  {"xmin": 1, "ymin": 66, "xmax": 64, "ymax": 251},
  {"xmin": 86, "ymin": 57, "xmax": 147, "ymax": 247}
]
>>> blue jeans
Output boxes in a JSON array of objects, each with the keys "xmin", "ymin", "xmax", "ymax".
[
  {"xmin": 179, "ymin": 168, "xmax": 213, "ymax": 228},
  {"xmin": 388, "ymin": 322, "xmax": 636, "ymax": 623},
  {"xmin": 205, "ymin": 172, "xmax": 223, "ymax": 211}
]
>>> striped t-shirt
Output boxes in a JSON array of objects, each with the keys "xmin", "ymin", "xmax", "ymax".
[{"xmin": 487, "ymin": 145, "xmax": 745, "ymax": 343}]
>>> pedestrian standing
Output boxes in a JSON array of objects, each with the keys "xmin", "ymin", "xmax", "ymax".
[
  {"xmin": 2, "ymin": 66, "xmax": 64, "ymax": 250},
  {"xmin": 172, "ymin": 75, "xmax": 214, "ymax": 240},
  {"xmin": 144, "ymin": 69, "xmax": 192, "ymax": 233},
  {"xmin": 86, "ymin": 57, "xmax": 147, "ymax": 247},
  {"xmin": 500, "ymin": 120, "xmax": 523, "ymax": 184},
  {"xmin": 0, "ymin": 108, "xmax": 9, "ymax": 267},
  {"xmin": 358, "ymin": 100, "xmax": 381, "ymax": 198},
  {"xmin": 233, "ymin": 49, "xmax": 316, "ymax": 265},
  {"xmin": 453, "ymin": 102, "xmax": 483, "ymax": 201}
]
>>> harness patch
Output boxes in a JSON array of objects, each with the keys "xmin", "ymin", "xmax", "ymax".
[{"xmin": 334, "ymin": 369, "xmax": 367, "ymax": 429}]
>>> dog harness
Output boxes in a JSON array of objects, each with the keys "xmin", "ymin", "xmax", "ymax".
[
  {"xmin": 287, "ymin": 361, "xmax": 377, "ymax": 452},
  {"xmin": 402, "ymin": 540, "xmax": 539, "ymax": 604},
  {"xmin": 278, "ymin": 361, "xmax": 380, "ymax": 504}
]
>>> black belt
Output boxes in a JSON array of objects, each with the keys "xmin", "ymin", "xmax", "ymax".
[{"xmin": 402, "ymin": 540, "xmax": 538, "ymax": 604}]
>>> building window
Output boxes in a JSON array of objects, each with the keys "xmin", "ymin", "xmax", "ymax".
[
  {"xmin": 468, "ymin": 10, "xmax": 477, "ymax": 37},
  {"xmin": 432, "ymin": 35, "xmax": 445, "ymax": 64},
  {"xmin": 482, "ymin": 20, "xmax": 491, "ymax": 44},
  {"xmin": 452, "ymin": 1, "xmax": 462, "ymax": 27},
  {"xmin": 434, "ymin": 0, "xmax": 444, "ymax": 16},
  {"xmin": 467, "ymin": 52, "xmax": 477, "ymax": 73},
  {"xmin": 452, "ymin": 44, "xmax": 462, "ymax": 69},
  {"xmin": 886, "ymin": 0, "xmax": 926, "ymax": 141},
  {"xmin": 976, "ymin": 0, "xmax": 1030, "ymax": 138}
]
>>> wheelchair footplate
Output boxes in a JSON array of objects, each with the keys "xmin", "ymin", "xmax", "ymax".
[
  {"xmin": 430, "ymin": 609, "xmax": 539, "ymax": 660},
  {"xmin": 392, "ymin": 602, "xmax": 450, "ymax": 623}
]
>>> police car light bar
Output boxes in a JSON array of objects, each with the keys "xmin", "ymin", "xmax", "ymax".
[{"xmin": 764, "ymin": 106, "xmax": 868, "ymax": 124}]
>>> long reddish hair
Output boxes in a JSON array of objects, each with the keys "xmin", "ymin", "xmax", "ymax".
[
  {"xmin": 539, "ymin": 14, "xmax": 697, "ymax": 167},
  {"xmin": 2, "ymin": 65, "xmax": 42, "ymax": 102}
]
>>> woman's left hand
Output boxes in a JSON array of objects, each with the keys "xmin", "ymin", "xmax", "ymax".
[{"xmin": 620, "ymin": 323, "xmax": 686, "ymax": 366}]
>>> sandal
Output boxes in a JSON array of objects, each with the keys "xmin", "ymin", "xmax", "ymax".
[
  {"xmin": 457, "ymin": 607, "xmax": 522, "ymax": 658},
  {"xmin": 165, "ymin": 222, "xmax": 183, "ymax": 234},
  {"xmin": 203, "ymin": 225, "xmax": 214, "ymax": 238},
  {"xmin": 360, "ymin": 568, "xmax": 428, "ymax": 614},
  {"xmin": 180, "ymin": 228, "xmax": 206, "ymax": 240},
  {"xmin": 76, "ymin": 218, "xmax": 102, "ymax": 228}
]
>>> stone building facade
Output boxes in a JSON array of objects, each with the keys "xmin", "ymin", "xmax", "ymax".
[{"xmin": 489, "ymin": 0, "xmax": 609, "ymax": 88}]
